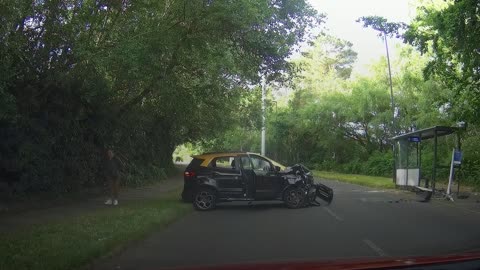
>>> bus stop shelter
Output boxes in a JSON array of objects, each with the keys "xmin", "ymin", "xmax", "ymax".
[{"xmin": 391, "ymin": 125, "xmax": 464, "ymax": 192}]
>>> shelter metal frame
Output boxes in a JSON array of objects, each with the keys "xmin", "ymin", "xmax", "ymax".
[{"xmin": 392, "ymin": 126, "xmax": 463, "ymax": 193}]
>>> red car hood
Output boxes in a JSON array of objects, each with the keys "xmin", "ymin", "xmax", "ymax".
[{"xmin": 167, "ymin": 252, "xmax": 480, "ymax": 270}]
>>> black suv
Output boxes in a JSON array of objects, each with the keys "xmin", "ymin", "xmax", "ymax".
[{"xmin": 181, "ymin": 152, "xmax": 333, "ymax": 210}]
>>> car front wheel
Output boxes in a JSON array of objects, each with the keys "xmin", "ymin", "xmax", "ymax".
[
  {"xmin": 283, "ymin": 187, "xmax": 305, "ymax": 209},
  {"xmin": 193, "ymin": 188, "xmax": 217, "ymax": 211}
]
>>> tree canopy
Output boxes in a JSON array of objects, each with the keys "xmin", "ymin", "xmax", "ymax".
[
  {"xmin": 0, "ymin": 0, "xmax": 320, "ymax": 192},
  {"xmin": 404, "ymin": 0, "xmax": 480, "ymax": 123}
]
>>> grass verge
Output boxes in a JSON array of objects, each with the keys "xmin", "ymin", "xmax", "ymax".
[
  {"xmin": 0, "ymin": 189, "xmax": 192, "ymax": 270},
  {"xmin": 313, "ymin": 170, "xmax": 395, "ymax": 189}
]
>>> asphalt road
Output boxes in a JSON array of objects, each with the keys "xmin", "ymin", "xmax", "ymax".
[{"xmin": 93, "ymin": 179, "xmax": 480, "ymax": 270}]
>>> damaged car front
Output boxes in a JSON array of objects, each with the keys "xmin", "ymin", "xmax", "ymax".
[{"xmin": 279, "ymin": 163, "xmax": 334, "ymax": 208}]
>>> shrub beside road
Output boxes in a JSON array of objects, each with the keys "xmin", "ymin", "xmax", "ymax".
[{"xmin": 314, "ymin": 171, "xmax": 395, "ymax": 189}]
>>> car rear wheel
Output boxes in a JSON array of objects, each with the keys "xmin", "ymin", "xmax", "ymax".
[
  {"xmin": 283, "ymin": 187, "xmax": 305, "ymax": 209},
  {"xmin": 193, "ymin": 188, "xmax": 217, "ymax": 211}
]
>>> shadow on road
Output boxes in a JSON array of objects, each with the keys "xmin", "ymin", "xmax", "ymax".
[{"xmin": 215, "ymin": 202, "xmax": 287, "ymax": 211}]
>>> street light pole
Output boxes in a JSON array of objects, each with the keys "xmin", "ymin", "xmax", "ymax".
[
  {"xmin": 384, "ymin": 31, "xmax": 395, "ymax": 132},
  {"xmin": 261, "ymin": 75, "xmax": 266, "ymax": 156},
  {"xmin": 384, "ymin": 31, "xmax": 397, "ymax": 184}
]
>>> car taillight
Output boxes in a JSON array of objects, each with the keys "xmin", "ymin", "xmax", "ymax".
[{"xmin": 184, "ymin": 171, "xmax": 196, "ymax": 178}]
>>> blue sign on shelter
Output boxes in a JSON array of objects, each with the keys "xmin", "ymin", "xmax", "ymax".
[
  {"xmin": 409, "ymin": 136, "xmax": 421, "ymax": 142},
  {"xmin": 454, "ymin": 150, "xmax": 462, "ymax": 165}
]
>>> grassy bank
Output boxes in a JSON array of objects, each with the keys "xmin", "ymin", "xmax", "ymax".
[
  {"xmin": 313, "ymin": 170, "xmax": 395, "ymax": 189},
  {"xmin": 0, "ymin": 190, "xmax": 191, "ymax": 270}
]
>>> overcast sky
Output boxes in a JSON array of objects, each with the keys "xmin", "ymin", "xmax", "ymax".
[{"xmin": 307, "ymin": 0, "xmax": 415, "ymax": 75}]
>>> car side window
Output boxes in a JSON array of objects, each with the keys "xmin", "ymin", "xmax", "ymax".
[
  {"xmin": 240, "ymin": 156, "xmax": 252, "ymax": 170},
  {"xmin": 250, "ymin": 155, "xmax": 272, "ymax": 171},
  {"xmin": 209, "ymin": 156, "xmax": 237, "ymax": 170}
]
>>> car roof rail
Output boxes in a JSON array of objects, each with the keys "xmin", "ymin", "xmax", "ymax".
[{"xmin": 201, "ymin": 151, "xmax": 248, "ymax": 155}]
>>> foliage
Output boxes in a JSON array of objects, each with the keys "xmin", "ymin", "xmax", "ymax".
[
  {"xmin": 458, "ymin": 130, "xmax": 480, "ymax": 186},
  {"xmin": 313, "ymin": 170, "xmax": 395, "ymax": 189},
  {"xmin": 0, "ymin": 0, "xmax": 320, "ymax": 193},
  {"xmin": 356, "ymin": 16, "xmax": 407, "ymax": 38},
  {"xmin": 265, "ymin": 38, "xmax": 396, "ymax": 168},
  {"xmin": 195, "ymin": 86, "xmax": 263, "ymax": 153},
  {"xmin": 295, "ymin": 34, "xmax": 358, "ymax": 81},
  {"xmin": 404, "ymin": 0, "xmax": 480, "ymax": 124},
  {"xmin": 314, "ymin": 151, "xmax": 393, "ymax": 177},
  {"xmin": 173, "ymin": 143, "xmax": 202, "ymax": 164}
]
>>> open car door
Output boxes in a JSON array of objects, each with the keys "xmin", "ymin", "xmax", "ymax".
[
  {"xmin": 239, "ymin": 155, "xmax": 255, "ymax": 199},
  {"xmin": 248, "ymin": 154, "xmax": 284, "ymax": 200}
]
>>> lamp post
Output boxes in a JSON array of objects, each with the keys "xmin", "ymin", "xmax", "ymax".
[
  {"xmin": 261, "ymin": 75, "xmax": 266, "ymax": 156},
  {"xmin": 383, "ymin": 31, "xmax": 397, "ymax": 184},
  {"xmin": 384, "ymin": 31, "xmax": 396, "ymax": 133}
]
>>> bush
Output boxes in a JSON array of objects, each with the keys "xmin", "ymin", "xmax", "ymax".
[
  {"xmin": 364, "ymin": 151, "xmax": 393, "ymax": 177},
  {"xmin": 123, "ymin": 163, "xmax": 170, "ymax": 188},
  {"xmin": 461, "ymin": 133, "xmax": 480, "ymax": 187},
  {"xmin": 340, "ymin": 159, "xmax": 364, "ymax": 174},
  {"xmin": 313, "ymin": 151, "xmax": 393, "ymax": 178},
  {"xmin": 315, "ymin": 160, "xmax": 338, "ymax": 171}
]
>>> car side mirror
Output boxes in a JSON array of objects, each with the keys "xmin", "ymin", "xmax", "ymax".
[{"xmin": 274, "ymin": 166, "xmax": 281, "ymax": 172}]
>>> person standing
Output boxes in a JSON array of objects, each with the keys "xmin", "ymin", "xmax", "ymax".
[{"xmin": 104, "ymin": 149, "xmax": 121, "ymax": 206}]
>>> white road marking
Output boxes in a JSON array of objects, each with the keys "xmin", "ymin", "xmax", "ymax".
[
  {"xmin": 363, "ymin": 239, "xmax": 388, "ymax": 257},
  {"xmin": 323, "ymin": 207, "xmax": 343, "ymax": 221}
]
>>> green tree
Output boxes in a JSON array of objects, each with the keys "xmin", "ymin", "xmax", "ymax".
[
  {"xmin": 292, "ymin": 34, "xmax": 357, "ymax": 96},
  {"xmin": 404, "ymin": 0, "xmax": 480, "ymax": 123},
  {"xmin": 0, "ymin": 0, "xmax": 321, "ymax": 192}
]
